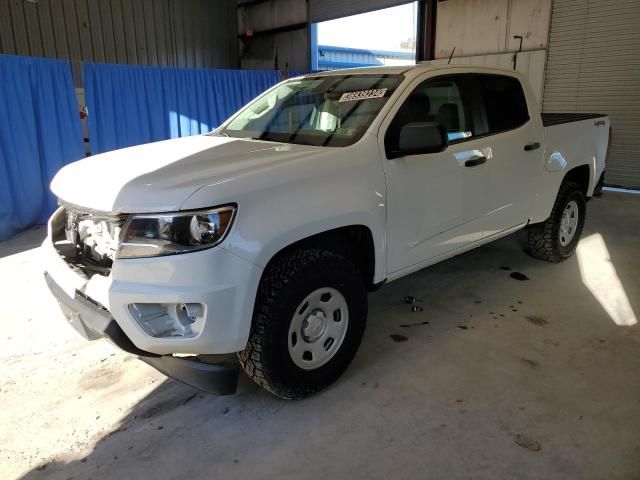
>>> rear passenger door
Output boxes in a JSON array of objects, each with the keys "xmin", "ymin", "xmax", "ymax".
[{"xmin": 473, "ymin": 74, "xmax": 544, "ymax": 236}]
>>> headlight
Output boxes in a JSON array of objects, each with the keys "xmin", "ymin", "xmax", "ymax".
[{"xmin": 117, "ymin": 205, "xmax": 236, "ymax": 259}]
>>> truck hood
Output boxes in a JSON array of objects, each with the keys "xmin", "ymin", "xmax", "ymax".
[{"xmin": 51, "ymin": 135, "xmax": 321, "ymax": 213}]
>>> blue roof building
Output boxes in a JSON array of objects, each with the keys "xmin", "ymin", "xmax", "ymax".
[{"xmin": 316, "ymin": 45, "xmax": 416, "ymax": 70}]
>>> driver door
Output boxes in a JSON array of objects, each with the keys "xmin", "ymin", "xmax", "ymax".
[{"xmin": 382, "ymin": 74, "xmax": 492, "ymax": 275}]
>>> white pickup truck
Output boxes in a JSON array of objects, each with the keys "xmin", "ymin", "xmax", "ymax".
[{"xmin": 44, "ymin": 65, "xmax": 609, "ymax": 399}]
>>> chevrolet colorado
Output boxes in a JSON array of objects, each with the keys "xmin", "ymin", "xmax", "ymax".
[{"xmin": 43, "ymin": 65, "xmax": 609, "ymax": 399}]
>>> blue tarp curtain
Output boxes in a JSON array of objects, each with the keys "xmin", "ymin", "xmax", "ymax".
[
  {"xmin": 0, "ymin": 54, "xmax": 84, "ymax": 241},
  {"xmin": 83, "ymin": 63, "xmax": 282, "ymax": 154},
  {"xmin": 0, "ymin": 57, "xmax": 282, "ymax": 240}
]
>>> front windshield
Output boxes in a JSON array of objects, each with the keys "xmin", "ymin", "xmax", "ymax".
[{"xmin": 216, "ymin": 74, "xmax": 404, "ymax": 147}]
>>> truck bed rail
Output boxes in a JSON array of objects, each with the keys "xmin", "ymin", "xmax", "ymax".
[{"xmin": 541, "ymin": 112, "xmax": 607, "ymax": 127}]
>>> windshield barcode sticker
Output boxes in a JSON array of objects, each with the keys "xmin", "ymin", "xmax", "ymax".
[{"xmin": 338, "ymin": 88, "xmax": 388, "ymax": 102}]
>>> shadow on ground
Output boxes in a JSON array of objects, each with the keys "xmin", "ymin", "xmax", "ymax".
[{"xmin": 0, "ymin": 226, "xmax": 46, "ymax": 259}]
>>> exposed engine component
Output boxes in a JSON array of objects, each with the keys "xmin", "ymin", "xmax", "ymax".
[
  {"xmin": 52, "ymin": 205, "xmax": 126, "ymax": 277},
  {"xmin": 77, "ymin": 217, "xmax": 121, "ymax": 263}
]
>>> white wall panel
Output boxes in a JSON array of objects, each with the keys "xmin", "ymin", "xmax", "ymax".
[
  {"xmin": 435, "ymin": 0, "xmax": 551, "ymax": 59},
  {"xmin": 425, "ymin": 49, "xmax": 547, "ymax": 107}
]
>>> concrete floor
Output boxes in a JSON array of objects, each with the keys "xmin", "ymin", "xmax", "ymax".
[{"xmin": 1, "ymin": 192, "xmax": 639, "ymax": 480}]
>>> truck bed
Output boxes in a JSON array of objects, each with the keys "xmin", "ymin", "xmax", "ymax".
[
  {"xmin": 541, "ymin": 112, "xmax": 607, "ymax": 127},
  {"xmin": 535, "ymin": 112, "xmax": 609, "ymax": 220}
]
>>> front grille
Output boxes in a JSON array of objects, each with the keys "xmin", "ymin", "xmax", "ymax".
[{"xmin": 51, "ymin": 204, "xmax": 127, "ymax": 278}]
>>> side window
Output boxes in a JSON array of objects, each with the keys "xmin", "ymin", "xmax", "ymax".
[
  {"xmin": 385, "ymin": 76, "xmax": 473, "ymax": 155},
  {"xmin": 478, "ymin": 75, "xmax": 530, "ymax": 133}
]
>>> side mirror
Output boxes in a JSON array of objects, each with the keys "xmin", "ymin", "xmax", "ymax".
[{"xmin": 389, "ymin": 122, "xmax": 448, "ymax": 159}]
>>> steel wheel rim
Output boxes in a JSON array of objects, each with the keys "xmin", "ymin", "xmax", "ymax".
[
  {"xmin": 559, "ymin": 200, "xmax": 579, "ymax": 246},
  {"xmin": 288, "ymin": 287, "xmax": 349, "ymax": 370}
]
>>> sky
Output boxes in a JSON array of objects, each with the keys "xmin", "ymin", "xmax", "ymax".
[{"xmin": 316, "ymin": 2, "xmax": 418, "ymax": 53}]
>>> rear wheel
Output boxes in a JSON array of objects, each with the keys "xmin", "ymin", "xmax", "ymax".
[
  {"xmin": 527, "ymin": 181, "xmax": 586, "ymax": 262},
  {"xmin": 238, "ymin": 248, "xmax": 367, "ymax": 399}
]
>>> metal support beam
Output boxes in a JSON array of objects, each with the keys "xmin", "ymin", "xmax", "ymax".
[
  {"xmin": 417, "ymin": 0, "xmax": 438, "ymax": 61},
  {"xmin": 310, "ymin": 22, "xmax": 318, "ymax": 71}
]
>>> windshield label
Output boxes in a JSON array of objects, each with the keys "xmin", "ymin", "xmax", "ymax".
[{"xmin": 338, "ymin": 88, "xmax": 388, "ymax": 102}]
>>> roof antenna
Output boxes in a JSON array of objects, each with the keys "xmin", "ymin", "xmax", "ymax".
[
  {"xmin": 447, "ymin": 46, "xmax": 456, "ymax": 65},
  {"xmin": 512, "ymin": 35, "xmax": 523, "ymax": 70}
]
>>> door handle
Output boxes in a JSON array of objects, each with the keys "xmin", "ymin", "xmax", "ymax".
[
  {"xmin": 464, "ymin": 156, "xmax": 487, "ymax": 167},
  {"xmin": 524, "ymin": 142, "xmax": 541, "ymax": 151}
]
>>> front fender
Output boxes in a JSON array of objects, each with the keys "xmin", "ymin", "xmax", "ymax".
[
  {"xmin": 182, "ymin": 142, "xmax": 388, "ymax": 283},
  {"xmin": 233, "ymin": 211, "xmax": 383, "ymax": 276}
]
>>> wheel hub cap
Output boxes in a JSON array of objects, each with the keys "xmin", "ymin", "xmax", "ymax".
[
  {"xmin": 302, "ymin": 309, "xmax": 327, "ymax": 342},
  {"xmin": 288, "ymin": 288, "xmax": 349, "ymax": 370},
  {"xmin": 559, "ymin": 200, "xmax": 579, "ymax": 246}
]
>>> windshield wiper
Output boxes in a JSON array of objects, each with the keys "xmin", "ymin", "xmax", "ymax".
[
  {"xmin": 256, "ymin": 133, "xmax": 316, "ymax": 146},
  {"xmin": 208, "ymin": 131, "xmax": 230, "ymax": 137}
]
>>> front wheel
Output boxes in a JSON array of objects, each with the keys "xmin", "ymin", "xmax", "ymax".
[
  {"xmin": 527, "ymin": 181, "xmax": 586, "ymax": 262},
  {"xmin": 238, "ymin": 248, "xmax": 367, "ymax": 399}
]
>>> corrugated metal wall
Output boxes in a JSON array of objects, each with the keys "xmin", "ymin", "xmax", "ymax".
[
  {"xmin": 0, "ymin": 0, "xmax": 238, "ymax": 84},
  {"xmin": 543, "ymin": 0, "xmax": 640, "ymax": 189}
]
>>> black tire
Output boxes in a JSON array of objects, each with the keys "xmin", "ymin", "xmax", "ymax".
[
  {"xmin": 238, "ymin": 248, "xmax": 367, "ymax": 399},
  {"xmin": 527, "ymin": 181, "xmax": 586, "ymax": 262}
]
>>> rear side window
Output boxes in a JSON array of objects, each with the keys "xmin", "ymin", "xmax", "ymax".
[{"xmin": 478, "ymin": 75, "xmax": 529, "ymax": 133}]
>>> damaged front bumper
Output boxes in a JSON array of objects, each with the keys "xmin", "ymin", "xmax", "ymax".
[
  {"xmin": 45, "ymin": 206, "xmax": 262, "ymax": 356},
  {"xmin": 45, "ymin": 272, "xmax": 240, "ymax": 395},
  {"xmin": 42, "ymin": 204, "xmax": 264, "ymax": 394}
]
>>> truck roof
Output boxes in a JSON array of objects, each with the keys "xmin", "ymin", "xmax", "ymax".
[{"xmin": 299, "ymin": 63, "xmax": 523, "ymax": 79}]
